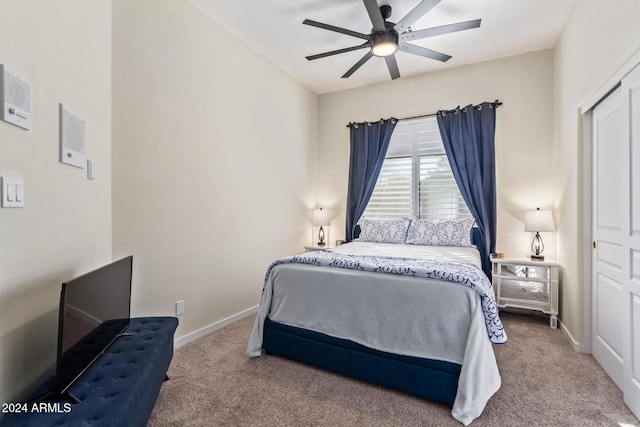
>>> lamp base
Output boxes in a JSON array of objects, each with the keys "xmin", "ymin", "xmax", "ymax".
[
  {"xmin": 317, "ymin": 225, "xmax": 326, "ymax": 248},
  {"xmin": 530, "ymin": 254, "xmax": 545, "ymax": 261}
]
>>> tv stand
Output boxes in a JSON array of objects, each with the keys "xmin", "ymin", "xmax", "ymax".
[
  {"xmin": 28, "ymin": 389, "xmax": 81, "ymax": 406},
  {"xmin": 0, "ymin": 317, "xmax": 178, "ymax": 427},
  {"xmin": 63, "ymin": 392, "xmax": 81, "ymax": 405}
]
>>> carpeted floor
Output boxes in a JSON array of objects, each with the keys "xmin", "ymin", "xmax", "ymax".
[{"xmin": 148, "ymin": 311, "xmax": 639, "ymax": 426}]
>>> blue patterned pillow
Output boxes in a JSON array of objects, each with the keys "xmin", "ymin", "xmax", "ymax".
[
  {"xmin": 357, "ymin": 218, "xmax": 411, "ymax": 244},
  {"xmin": 405, "ymin": 218, "xmax": 475, "ymax": 246}
]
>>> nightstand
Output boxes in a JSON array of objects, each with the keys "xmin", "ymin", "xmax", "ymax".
[{"xmin": 491, "ymin": 256, "xmax": 560, "ymax": 328}]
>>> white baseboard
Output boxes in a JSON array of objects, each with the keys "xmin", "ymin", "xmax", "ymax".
[
  {"xmin": 174, "ymin": 305, "xmax": 259, "ymax": 349},
  {"xmin": 559, "ymin": 320, "xmax": 584, "ymax": 353}
]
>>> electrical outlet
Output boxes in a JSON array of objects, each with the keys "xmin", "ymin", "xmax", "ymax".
[{"xmin": 176, "ymin": 300, "xmax": 185, "ymax": 316}]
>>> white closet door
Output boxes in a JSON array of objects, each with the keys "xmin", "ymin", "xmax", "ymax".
[
  {"xmin": 622, "ymin": 63, "xmax": 640, "ymax": 420},
  {"xmin": 592, "ymin": 63, "xmax": 640, "ymax": 420},
  {"xmin": 592, "ymin": 86, "xmax": 625, "ymax": 390}
]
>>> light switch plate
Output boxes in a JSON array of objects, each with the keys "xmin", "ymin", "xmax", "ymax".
[{"xmin": 1, "ymin": 177, "xmax": 24, "ymax": 208}]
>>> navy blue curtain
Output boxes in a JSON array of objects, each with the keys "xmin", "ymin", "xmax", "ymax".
[
  {"xmin": 345, "ymin": 118, "xmax": 397, "ymax": 241},
  {"xmin": 437, "ymin": 103, "xmax": 497, "ymax": 279}
]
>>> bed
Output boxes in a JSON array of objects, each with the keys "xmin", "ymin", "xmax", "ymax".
[{"xmin": 247, "ymin": 219, "xmax": 506, "ymax": 426}]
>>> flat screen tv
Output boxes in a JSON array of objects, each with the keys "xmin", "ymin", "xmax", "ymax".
[{"xmin": 54, "ymin": 255, "xmax": 133, "ymax": 401}]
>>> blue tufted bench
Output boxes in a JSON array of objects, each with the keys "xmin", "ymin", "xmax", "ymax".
[{"xmin": 0, "ymin": 317, "xmax": 178, "ymax": 427}]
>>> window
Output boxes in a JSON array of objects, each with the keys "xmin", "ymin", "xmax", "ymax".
[{"xmin": 363, "ymin": 117, "xmax": 472, "ymax": 220}]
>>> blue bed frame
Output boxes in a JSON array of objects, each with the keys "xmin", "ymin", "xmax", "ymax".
[
  {"xmin": 263, "ymin": 318, "xmax": 461, "ymax": 405},
  {"xmin": 261, "ymin": 227, "xmax": 485, "ymax": 407}
]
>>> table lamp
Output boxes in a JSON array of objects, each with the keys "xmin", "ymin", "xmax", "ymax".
[
  {"xmin": 524, "ymin": 208, "xmax": 555, "ymax": 260},
  {"xmin": 312, "ymin": 208, "xmax": 330, "ymax": 247}
]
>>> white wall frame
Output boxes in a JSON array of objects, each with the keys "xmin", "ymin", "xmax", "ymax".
[{"xmin": 581, "ymin": 111, "xmax": 593, "ymax": 354}]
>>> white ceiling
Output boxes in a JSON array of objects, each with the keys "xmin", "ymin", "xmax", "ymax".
[{"xmin": 189, "ymin": 0, "xmax": 577, "ymax": 94}]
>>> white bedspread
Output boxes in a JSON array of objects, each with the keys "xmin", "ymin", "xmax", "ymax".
[{"xmin": 247, "ymin": 242, "xmax": 502, "ymax": 425}]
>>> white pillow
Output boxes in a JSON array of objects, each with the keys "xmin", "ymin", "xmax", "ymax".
[
  {"xmin": 405, "ymin": 218, "xmax": 475, "ymax": 247},
  {"xmin": 357, "ymin": 218, "xmax": 411, "ymax": 244}
]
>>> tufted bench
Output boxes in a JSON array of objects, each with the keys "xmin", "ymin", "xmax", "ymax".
[{"xmin": 0, "ymin": 317, "xmax": 178, "ymax": 427}]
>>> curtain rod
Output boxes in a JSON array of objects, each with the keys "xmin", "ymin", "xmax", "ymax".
[{"xmin": 346, "ymin": 99, "xmax": 503, "ymax": 128}]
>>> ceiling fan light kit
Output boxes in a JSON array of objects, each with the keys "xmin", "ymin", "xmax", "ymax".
[
  {"xmin": 303, "ymin": 0, "xmax": 481, "ymax": 80},
  {"xmin": 371, "ymin": 31, "xmax": 398, "ymax": 57}
]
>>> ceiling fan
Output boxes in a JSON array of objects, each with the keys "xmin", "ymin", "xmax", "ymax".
[{"xmin": 303, "ymin": 0, "xmax": 481, "ymax": 80}]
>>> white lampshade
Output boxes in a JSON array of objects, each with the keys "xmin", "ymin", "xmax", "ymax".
[
  {"xmin": 312, "ymin": 208, "xmax": 330, "ymax": 226},
  {"xmin": 524, "ymin": 208, "xmax": 555, "ymax": 232}
]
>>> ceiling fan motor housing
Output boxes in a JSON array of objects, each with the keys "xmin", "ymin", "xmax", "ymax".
[{"xmin": 379, "ymin": 4, "xmax": 392, "ymax": 20}]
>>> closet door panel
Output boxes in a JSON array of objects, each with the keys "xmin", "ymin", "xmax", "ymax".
[
  {"xmin": 623, "ymin": 63, "xmax": 640, "ymax": 420},
  {"xmin": 592, "ymin": 87, "xmax": 625, "ymax": 390}
]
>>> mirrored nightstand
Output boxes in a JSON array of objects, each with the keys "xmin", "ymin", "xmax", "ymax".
[{"xmin": 491, "ymin": 256, "xmax": 560, "ymax": 329}]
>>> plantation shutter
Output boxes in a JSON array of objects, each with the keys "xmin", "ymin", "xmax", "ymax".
[{"xmin": 363, "ymin": 117, "xmax": 471, "ymax": 220}]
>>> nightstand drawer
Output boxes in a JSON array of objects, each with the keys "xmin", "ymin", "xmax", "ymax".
[
  {"xmin": 499, "ymin": 265, "xmax": 547, "ymax": 279},
  {"xmin": 500, "ymin": 279, "xmax": 549, "ymax": 306}
]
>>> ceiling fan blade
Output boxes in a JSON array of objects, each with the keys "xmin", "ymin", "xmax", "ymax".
[
  {"xmin": 400, "ymin": 19, "xmax": 481, "ymax": 42},
  {"xmin": 385, "ymin": 55, "xmax": 401, "ymax": 80},
  {"xmin": 303, "ymin": 19, "xmax": 369, "ymax": 40},
  {"xmin": 342, "ymin": 51, "xmax": 374, "ymax": 78},
  {"xmin": 399, "ymin": 42, "xmax": 451, "ymax": 62},
  {"xmin": 363, "ymin": 0, "xmax": 386, "ymax": 32},
  {"xmin": 306, "ymin": 42, "xmax": 371, "ymax": 61},
  {"xmin": 394, "ymin": 0, "xmax": 442, "ymax": 33}
]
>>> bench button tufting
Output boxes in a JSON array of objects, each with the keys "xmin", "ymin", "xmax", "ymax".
[{"xmin": 4, "ymin": 318, "xmax": 177, "ymax": 427}]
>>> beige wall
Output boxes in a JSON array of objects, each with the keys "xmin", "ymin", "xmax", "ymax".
[
  {"xmin": 0, "ymin": 1, "xmax": 112, "ymax": 403},
  {"xmin": 553, "ymin": 0, "xmax": 640, "ymax": 347},
  {"xmin": 111, "ymin": 0, "xmax": 318, "ymax": 340},
  {"xmin": 317, "ymin": 50, "xmax": 555, "ymax": 258}
]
